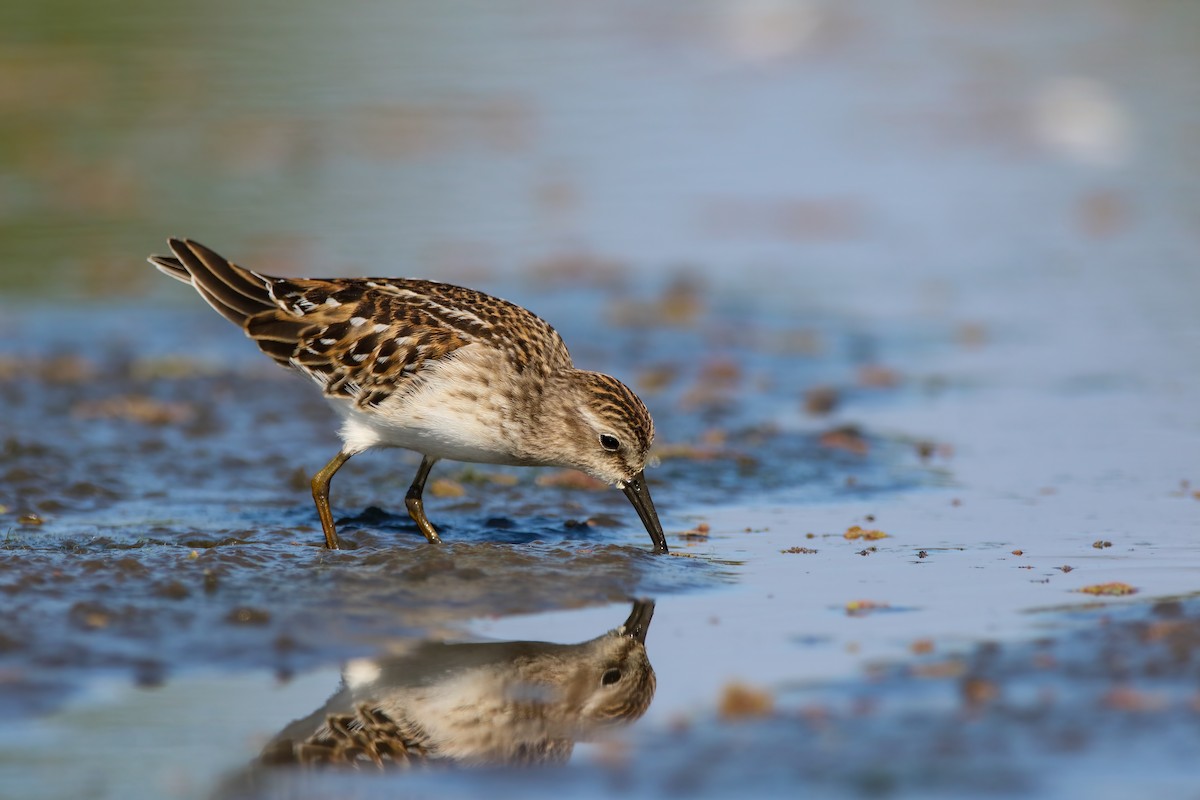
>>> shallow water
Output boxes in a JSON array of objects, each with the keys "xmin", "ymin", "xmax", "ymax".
[{"xmin": 3, "ymin": 2, "xmax": 1200, "ymax": 798}]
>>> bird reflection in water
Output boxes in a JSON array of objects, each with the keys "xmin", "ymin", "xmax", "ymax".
[{"xmin": 259, "ymin": 599, "xmax": 656, "ymax": 769}]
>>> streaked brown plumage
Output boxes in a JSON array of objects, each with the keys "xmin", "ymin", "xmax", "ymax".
[{"xmin": 148, "ymin": 239, "xmax": 667, "ymax": 552}]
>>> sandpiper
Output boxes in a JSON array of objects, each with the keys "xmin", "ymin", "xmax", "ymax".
[
  {"xmin": 257, "ymin": 600, "xmax": 656, "ymax": 768},
  {"xmin": 148, "ymin": 239, "xmax": 667, "ymax": 552}
]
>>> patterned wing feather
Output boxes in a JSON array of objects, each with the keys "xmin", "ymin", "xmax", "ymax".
[
  {"xmin": 260, "ymin": 278, "xmax": 576, "ymax": 408},
  {"xmin": 150, "ymin": 239, "xmax": 575, "ymax": 409},
  {"xmin": 258, "ymin": 278, "xmax": 477, "ymax": 406}
]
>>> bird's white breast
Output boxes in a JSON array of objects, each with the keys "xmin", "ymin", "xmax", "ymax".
[{"xmin": 332, "ymin": 349, "xmax": 528, "ymax": 465}]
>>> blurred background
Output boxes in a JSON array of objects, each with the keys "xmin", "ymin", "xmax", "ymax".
[
  {"xmin": 3, "ymin": 0, "xmax": 1197, "ymax": 318},
  {"xmin": 3, "ymin": 3, "xmax": 1200, "ymax": 798}
]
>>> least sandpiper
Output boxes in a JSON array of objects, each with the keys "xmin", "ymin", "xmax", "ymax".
[
  {"xmin": 257, "ymin": 600, "xmax": 656, "ymax": 768},
  {"xmin": 148, "ymin": 239, "xmax": 667, "ymax": 553}
]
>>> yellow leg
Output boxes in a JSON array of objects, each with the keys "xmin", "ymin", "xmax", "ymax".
[
  {"xmin": 311, "ymin": 450, "xmax": 352, "ymax": 549},
  {"xmin": 404, "ymin": 456, "xmax": 442, "ymax": 543}
]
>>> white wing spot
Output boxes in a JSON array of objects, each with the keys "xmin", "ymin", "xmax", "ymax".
[
  {"xmin": 324, "ymin": 297, "xmax": 342, "ymax": 307},
  {"xmin": 350, "ymin": 316, "xmax": 367, "ymax": 327}
]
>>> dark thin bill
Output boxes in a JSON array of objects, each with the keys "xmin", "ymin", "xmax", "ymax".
[
  {"xmin": 621, "ymin": 472, "xmax": 669, "ymax": 554},
  {"xmin": 620, "ymin": 599, "xmax": 656, "ymax": 644}
]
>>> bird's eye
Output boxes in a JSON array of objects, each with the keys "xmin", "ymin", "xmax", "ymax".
[
  {"xmin": 599, "ymin": 434, "xmax": 621, "ymax": 452},
  {"xmin": 601, "ymin": 668, "xmax": 622, "ymax": 686}
]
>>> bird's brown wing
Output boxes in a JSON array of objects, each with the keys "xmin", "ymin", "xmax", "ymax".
[{"xmin": 149, "ymin": 238, "xmax": 573, "ymax": 409}]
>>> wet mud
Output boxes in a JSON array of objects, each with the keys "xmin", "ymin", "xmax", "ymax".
[{"xmin": 0, "ymin": 295, "xmax": 934, "ymax": 725}]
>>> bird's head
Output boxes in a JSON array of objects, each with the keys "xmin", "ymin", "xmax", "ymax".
[{"xmin": 542, "ymin": 371, "xmax": 667, "ymax": 553}]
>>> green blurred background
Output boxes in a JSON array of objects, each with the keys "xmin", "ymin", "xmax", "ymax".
[{"xmin": 2, "ymin": 0, "xmax": 1198, "ymax": 313}]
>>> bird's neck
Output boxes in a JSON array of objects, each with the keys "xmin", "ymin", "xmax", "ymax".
[{"xmin": 514, "ymin": 370, "xmax": 589, "ymax": 466}]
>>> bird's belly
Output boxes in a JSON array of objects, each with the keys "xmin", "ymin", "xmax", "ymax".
[{"xmin": 331, "ymin": 395, "xmax": 526, "ymax": 465}]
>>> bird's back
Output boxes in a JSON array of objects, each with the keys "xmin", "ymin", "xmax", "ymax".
[{"xmin": 150, "ymin": 239, "xmax": 573, "ymax": 410}]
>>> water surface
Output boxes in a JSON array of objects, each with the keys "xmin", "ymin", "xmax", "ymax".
[{"xmin": 2, "ymin": 2, "xmax": 1199, "ymax": 798}]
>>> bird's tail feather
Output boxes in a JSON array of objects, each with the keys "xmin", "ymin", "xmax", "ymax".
[{"xmin": 147, "ymin": 238, "xmax": 275, "ymax": 327}]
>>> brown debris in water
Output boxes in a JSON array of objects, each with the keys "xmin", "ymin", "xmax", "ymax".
[
  {"xmin": 857, "ymin": 364, "xmax": 901, "ymax": 388},
  {"xmin": 819, "ymin": 426, "xmax": 869, "ymax": 455},
  {"xmin": 154, "ymin": 581, "xmax": 190, "ymax": 601},
  {"xmin": 656, "ymin": 275, "xmax": 706, "ymax": 326},
  {"xmin": 452, "ymin": 468, "xmax": 519, "ymax": 487},
  {"xmin": 636, "ymin": 364, "xmax": 680, "ymax": 394},
  {"xmin": 782, "ymin": 546, "xmax": 818, "ymax": 554},
  {"xmin": 845, "ymin": 600, "xmax": 889, "ymax": 616},
  {"xmin": 718, "ymin": 682, "xmax": 775, "ymax": 720},
  {"xmin": 843, "ymin": 525, "xmax": 888, "ymax": 541},
  {"xmin": 72, "ymin": 395, "xmax": 194, "ymax": 425},
  {"xmin": 226, "ymin": 607, "xmax": 272, "ymax": 626},
  {"xmin": 698, "ymin": 358, "xmax": 741, "ymax": 387},
  {"xmin": 428, "ymin": 479, "xmax": 466, "ymax": 498},
  {"xmin": 1102, "ymin": 686, "xmax": 1167, "ymax": 713},
  {"xmin": 607, "ymin": 274, "xmax": 706, "ymax": 327},
  {"xmin": 128, "ymin": 356, "xmax": 216, "ymax": 380},
  {"xmin": 1076, "ymin": 582, "xmax": 1138, "ymax": 596},
  {"xmin": 803, "ymin": 385, "xmax": 839, "ymax": 415},
  {"xmin": 68, "ymin": 601, "xmax": 114, "ymax": 630},
  {"xmin": 653, "ymin": 429, "xmax": 731, "ymax": 463},
  {"xmin": 0, "ymin": 354, "xmax": 96, "ymax": 383},
  {"xmin": 961, "ymin": 676, "xmax": 1000, "ymax": 709}
]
